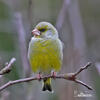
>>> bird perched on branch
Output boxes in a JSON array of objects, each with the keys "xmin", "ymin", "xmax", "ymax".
[{"xmin": 28, "ymin": 22, "xmax": 63, "ymax": 92}]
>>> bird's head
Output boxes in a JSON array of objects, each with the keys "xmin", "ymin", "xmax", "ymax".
[{"xmin": 32, "ymin": 22, "xmax": 58, "ymax": 38}]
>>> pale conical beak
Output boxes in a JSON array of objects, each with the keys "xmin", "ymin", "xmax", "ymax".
[{"xmin": 32, "ymin": 28, "xmax": 40, "ymax": 36}]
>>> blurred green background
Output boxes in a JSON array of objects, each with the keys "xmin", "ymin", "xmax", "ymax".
[{"xmin": 0, "ymin": 0, "xmax": 100, "ymax": 100}]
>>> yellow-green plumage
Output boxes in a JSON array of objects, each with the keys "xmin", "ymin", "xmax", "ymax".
[
  {"xmin": 28, "ymin": 22, "xmax": 63, "ymax": 92},
  {"xmin": 28, "ymin": 38, "xmax": 62, "ymax": 73}
]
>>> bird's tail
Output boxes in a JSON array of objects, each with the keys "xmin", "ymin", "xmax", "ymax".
[{"xmin": 42, "ymin": 78, "xmax": 52, "ymax": 92}]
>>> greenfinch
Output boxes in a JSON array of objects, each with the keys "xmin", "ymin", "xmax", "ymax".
[{"xmin": 28, "ymin": 22, "xmax": 63, "ymax": 92}]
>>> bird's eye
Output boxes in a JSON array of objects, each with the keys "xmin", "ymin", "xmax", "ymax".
[{"xmin": 39, "ymin": 28, "xmax": 46, "ymax": 32}]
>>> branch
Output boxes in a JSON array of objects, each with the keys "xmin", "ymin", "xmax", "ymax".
[
  {"xmin": 75, "ymin": 79, "xmax": 93, "ymax": 90},
  {"xmin": 56, "ymin": 0, "xmax": 70, "ymax": 30},
  {"xmin": 95, "ymin": 62, "xmax": 100, "ymax": 75},
  {"xmin": 0, "ymin": 58, "xmax": 16, "ymax": 75},
  {"xmin": 0, "ymin": 62, "xmax": 93, "ymax": 92},
  {"xmin": 74, "ymin": 62, "xmax": 92, "ymax": 77},
  {"xmin": 14, "ymin": 13, "xmax": 31, "ymax": 77},
  {"xmin": 28, "ymin": 0, "xmax": 33, "ymax": 29}
]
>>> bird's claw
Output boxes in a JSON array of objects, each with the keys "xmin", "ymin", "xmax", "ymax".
[
  {"xmin": 37, "ymin": 73, "xmax": 42, "ymax": 81},
  {"xmin": 51, "ymin": 71, "xmax": 57, "ymax": 79}
]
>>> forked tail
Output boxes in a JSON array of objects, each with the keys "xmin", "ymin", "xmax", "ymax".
[{"xmin": 42, "ymin": 78, "xmax": 52, "ymax": 92}]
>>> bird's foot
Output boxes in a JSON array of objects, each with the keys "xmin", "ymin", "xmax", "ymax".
[
  {"xmin": 37, "ymin": 73, "xmax": 42, "ymax": 81},
  {"xmin": 51, "ymin": 71, "xmax": 57, "ymax": 79}
]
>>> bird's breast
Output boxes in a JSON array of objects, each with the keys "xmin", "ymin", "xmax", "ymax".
[{"xmin": 28, "ymin": 38, "xmax": 62, "ymax": 73}]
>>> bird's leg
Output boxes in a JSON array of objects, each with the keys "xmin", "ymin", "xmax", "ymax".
[
  {"xmin": 51, "ymin": 71, "xmax": 57, "ymax": 79},
  {"xmin": 37, "ymin": 72, "xmax": 42, "ymax": 81}
]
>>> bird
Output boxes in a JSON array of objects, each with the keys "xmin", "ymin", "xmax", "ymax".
[{"xmin": 28, "ymin": 22, "xmax": 63, "ymax": 92}]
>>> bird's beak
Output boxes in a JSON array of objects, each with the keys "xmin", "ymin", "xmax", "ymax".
[{"xmin": 32, "ymin": 28, "xmax": 40, "ymax": 36}]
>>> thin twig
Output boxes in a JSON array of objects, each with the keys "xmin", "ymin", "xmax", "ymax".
[
  {"xmin": 0, "ymin": 62, "xmax": 93, "ymax": 92},
  {"xmin": 74, "ymin": 62, "xmax": 92, "ymax": 77},
  {"xmin": 75, "ymin": 79, "xmax": 93, "ymax": 90},
  {"xmin": 0, "ymin": 58, "xmax": 16, "ymax": 75}
]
